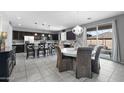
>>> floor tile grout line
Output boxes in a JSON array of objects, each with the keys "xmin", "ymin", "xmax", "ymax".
[
  {"xmin": 34, "ymin": 58, "xmax": 46, "ymax": 81},
  {"xmin": 107, "ymin": 66, "xmax": 116, "ymax": 82},
  {"xmin": 23, "ymin": 53, "xmax": 28, "ymax": 82}
]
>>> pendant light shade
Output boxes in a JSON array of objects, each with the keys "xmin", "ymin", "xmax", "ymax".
[{"xmin": 72, "ymin": 25, "xmax": 83, "ymax": 36}]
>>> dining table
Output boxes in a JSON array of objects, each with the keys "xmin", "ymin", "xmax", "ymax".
[
  {"xmin": 61, "ymin": 47, "xmax": 94, "ymax": 79},
  {"xmin": 61, "ymin": 48, "xmax": 77, "ymax": 57},
  {"xmin": 61, "ymin": 47, "xmax": 94, "ymax": 59}
]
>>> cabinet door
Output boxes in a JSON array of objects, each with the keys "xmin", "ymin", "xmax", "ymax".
[
  {"xmin": 13, "ymin": 31, "xmax": 19, "ymax": 40},
  {"xmin": 18, "ymin": 32, "xmax": 25, "ymax": 40},
  {"xmin": 13, "ymin": 45, "xmax": 24, "ymax": 53},
  {"xmin": 24, "ymin": 32, "xmax": 33, "ymax": 36},
  {"xmin": 66, "ymin": 31, "xmax": 76, "ymax": 40},
  {"xmin": 52, "ymin": 34, "xmax": 58, "ymax": 40}
]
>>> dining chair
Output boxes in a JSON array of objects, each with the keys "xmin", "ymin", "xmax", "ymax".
[
  {"xmin": 91, "ymin": 45, "xmax": 103, "ymax": 74},
  {"xmin": 88, "ymin": 44, "xmax": 96, "ymax": 48},
  {"xmin": 37, "ymin": 43, "xmax": 45, "ymax": 57},
  {"xmin": 55, "ymin": 46, "xmax": 73, "ymax": 72},
  {"xmin": 26, "ymin": 43, "xmax": 35, "ymax": 59},
  {"xmin": 75, "ymin": 47, "xmax": 93, "ymax": 79}
]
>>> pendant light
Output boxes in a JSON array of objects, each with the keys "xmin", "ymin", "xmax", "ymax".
[{"xmin": 72, "ymin": 12, "xmax": 83, "ymax": 36}]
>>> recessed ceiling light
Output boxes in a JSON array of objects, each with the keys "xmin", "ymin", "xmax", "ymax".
[
  {"xmin": 17, "ymin": 17, "xmax": 21, "ymax": 20},
  {"xmin": 87, "ymin": 18, "xmax": 92, "ymax": 20},
  {"xmin": 42, "ymin": 24, "xmax": 45, "ymax": 26},
  {"xmin": 18, "ymin": 24, "xmax": 22, "ymax": 26},
  {"xmin": 35, "ymin": 22, "xmax": 38, "ymax": 24}
]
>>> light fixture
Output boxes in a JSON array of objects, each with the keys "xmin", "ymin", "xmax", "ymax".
[
  {"xmin": 17, "ymin": 17, "xmax": 21, "ymax": 20},
  {"xmin": 34, "ymin": 33, "xmax": 37, "ymax": 36},
  {"xmin": 41, "ymin": 23, "xmax": 51, "ymax": 31},
  {"xmin": 42, "ymin": 34, "xmax": 44, "ymax": 37},
  {"xmin": 72, "ymin": 25, "xmax": 83, "ymax": 36},
  {"xmin": 18, "ymin": 24, "xmax": 22, "ymax": 26},
  {"xmin": 35, "ymin": 22, "xmax": 38, "ymax": 24},
  {"xmin": 72, "ymin": 12, "xmax": 83, "ymax": 36},
  {"xmin": 87, "ymin": 17, "xmax": 92, "ymax": 20},
  {"xmin": 48, "ymin": 34, "xmax": 51, "ymax": 37},
  {"xmin": 42, "ymin": 23, "xmax": 45, "ymax": 26}
]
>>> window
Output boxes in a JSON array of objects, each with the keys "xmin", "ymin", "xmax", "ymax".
[
  {"xmin": 87, "ymin": 23, "xmax": 112, "ymax": 60},
  {"xmin": 87, "ymin": 27, "xmax": 97, "ymax": 46}
]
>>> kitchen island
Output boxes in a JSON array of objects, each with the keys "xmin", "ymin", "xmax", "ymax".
[{"xmin": 0, "ymin": 47, "xmax": 16, "ymax": 82}]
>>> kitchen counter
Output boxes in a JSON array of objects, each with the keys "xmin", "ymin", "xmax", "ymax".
[
  {"xmin": 12, "ymin": 43, "xmax": 24, "ymax": 45},
  {"xmin": 0, "ymin": 47, "xmax": 14, "ymax": 53},
  {"xmin": 12, "ymin": 43, "xmax": 24, "ymax": 53},
  {"xmin": 0, "ymin": 46, "xmax": 16, "ymax": 82}
]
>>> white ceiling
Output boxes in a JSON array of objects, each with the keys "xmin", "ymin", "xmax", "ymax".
[{"xmin": 2, "ymin": 11, "xmax": 124, "ymax": 31}]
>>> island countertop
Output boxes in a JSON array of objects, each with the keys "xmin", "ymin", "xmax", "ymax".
[{"xmin": 0, "ymin": 47, "xmax": 15, "ymax": 53}]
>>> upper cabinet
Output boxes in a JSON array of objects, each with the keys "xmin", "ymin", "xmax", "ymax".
[
  {"xmin": 52, "ymin": 34, "xmax": 58, "ymax": 40},
  {"xmin": 13, "ymin": 31, "xmax": 58, "ymax": 40},
  {"xmin": 13, "ymin": 31, "xmax": 19, "ymax": 40},
  {"xmin": 66, "ymin": 31, "xmax": 76, "ymax": 40},
  {"xmin": 18, "ymin": 32, "xmax": 25, "ymax": 40}
]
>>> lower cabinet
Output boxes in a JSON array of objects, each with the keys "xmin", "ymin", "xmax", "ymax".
[
  {"xmin": 0, "ymin": 47, "xmax": 16, "ymax": 82},
  {"xmin": 13, "ymin": 44, "xmax": 24, "ymax": 53}
]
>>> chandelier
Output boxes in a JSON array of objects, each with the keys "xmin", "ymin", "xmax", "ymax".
[{"xmin": 72, "ymin": 25, "xmax": 83, "ymax": 36}]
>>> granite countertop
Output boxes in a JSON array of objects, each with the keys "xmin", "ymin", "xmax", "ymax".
[
  {"xmin": 12, "ymin": 43, "xmax": 25, "ymax": 45},
  {"xmin": 0, "ymin": 47, "xmax": 13, "ymax": 53}
]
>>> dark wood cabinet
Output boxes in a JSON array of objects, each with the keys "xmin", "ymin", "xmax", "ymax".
[
  {"xmin": 52, "ymin": 34, "xmax": 58, "ymax": 40},
  {"xmin": 12, "ymin": 45, "xmax": 24, "ymax": 53},
  {"xmin": 13, "ymin": 31, "xmax": 19, "ymax": 40},
  {"xmin": 0, "ymin": 47, "xmax": 16, "ymax": 82},
  {"xmin": 66, "ymin": 31, "xmax": 76, "ymax": 40},
  {"xmin": 24, "ymin": 32, "xmax": 30, "ymax": 36},
  {"xmin": 13, "ymin": 31, "xmax": 59, "ymax": 40},
  {"xmin": 18, "ymin": 32, "xmax": 25, "ymax": 40}
]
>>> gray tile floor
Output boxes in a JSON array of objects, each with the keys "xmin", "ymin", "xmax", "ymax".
[{"xmin": 9, "ymin": 53, "xmax": 124, "ymax": 82}]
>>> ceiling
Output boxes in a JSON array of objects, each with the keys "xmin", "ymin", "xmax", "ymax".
[{"xmin": 1, "ymin": 11, "xmax": 124, "ymax": 31}]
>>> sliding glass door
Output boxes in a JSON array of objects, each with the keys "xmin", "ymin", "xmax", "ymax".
[{"xmin": 87, "ymin": 23, "xmax": 112, "ymax": 60}]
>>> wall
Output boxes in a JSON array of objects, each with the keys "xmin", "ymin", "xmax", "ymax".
[
  {"xmin": 0, "ymin": 14, "xmax": 13, "ymax": 48},
  {"xmin": 61, "ymin": 32, "xmax": 66, "ymax": 41}
]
